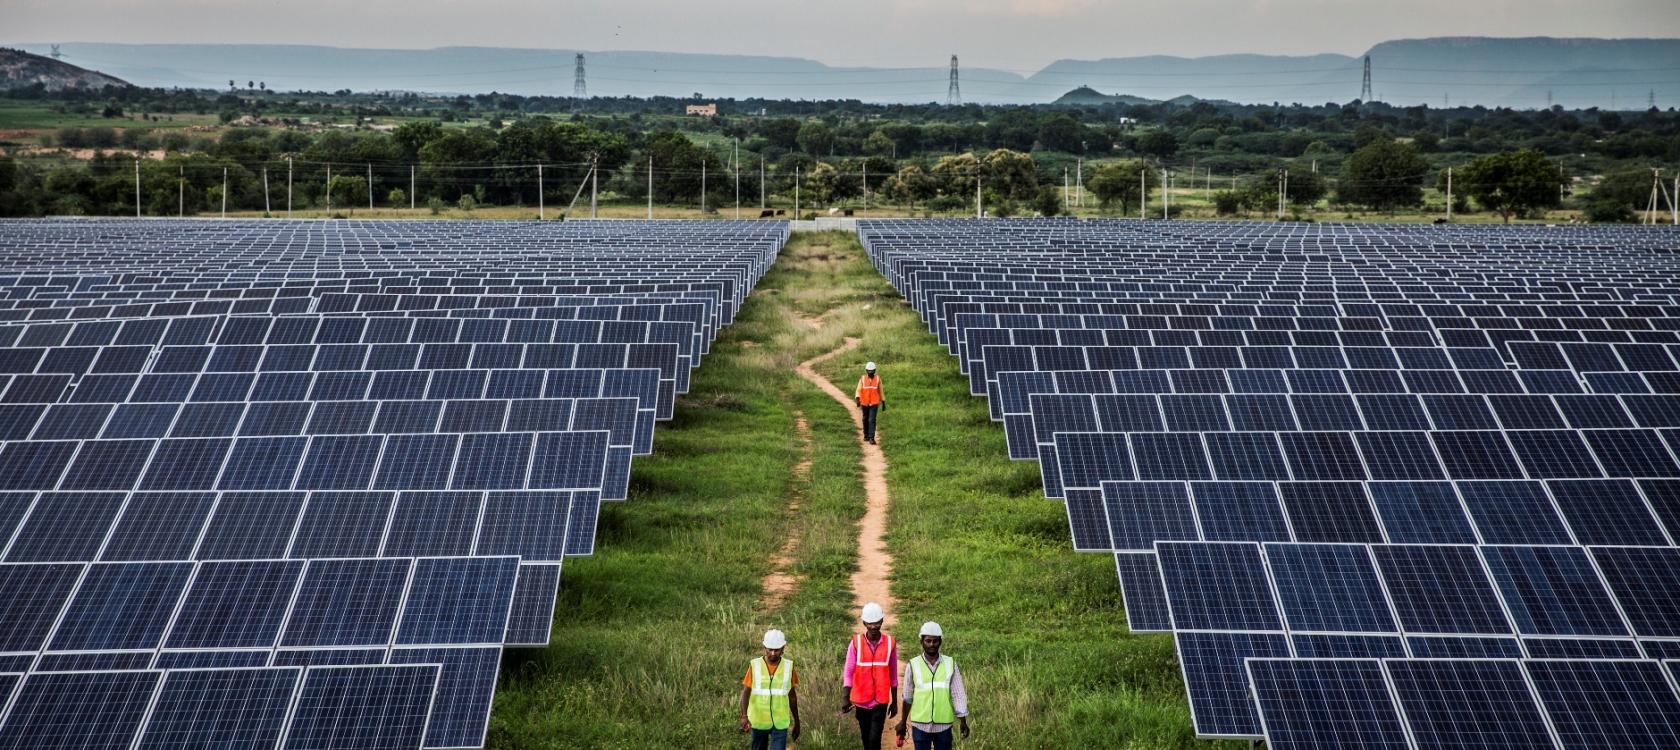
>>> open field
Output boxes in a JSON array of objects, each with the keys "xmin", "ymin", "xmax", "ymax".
[{"xmin": 488, "ymin": 231, "xmax": 1231, "ymax": 749}]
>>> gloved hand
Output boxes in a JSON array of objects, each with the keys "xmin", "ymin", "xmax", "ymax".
[{"xmin": 879, "ymin": 400, "xmax": 886, "ymax": 412}]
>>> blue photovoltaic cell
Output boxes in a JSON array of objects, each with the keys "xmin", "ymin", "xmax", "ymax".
[
  {"xmin": 294, "ymin": 435, "xmax": 384, "ymax": 490},
  {"xmin": 281, "ymin": 558, "xmax": 412, "ymax": 648},
  {"xmin": 1130, "ymin": 433, "xmax": 1212, "ymax": 481},
  {"xmin": 395, "ymin": 556, "xmax": 519, "ymax": 645},
  {"xmin": 1372, "ymin": 545, "xmax": 1512, "ymax": 635},
  {"xmin": 57, "ymin": 439, "xmax": 154, "ymax": 491},
  {"xmin": 216, "ymin": 437, "xmax": 305, "ymax": 490},
  {"xmin": 153, "ymin": 650, "xmax": 274, "ymax": 670},
  {"xmin": 477, "ymin": 491, "xmax": 571, "ymax": 561},
  {"xmin": 1584, "ymin": 429, "xmax": 1680, "ymax": 477},
  {"xmin": 1246, "ymin": 659, "xmax": 1408, "ymax": 750},
  {"xmin": 0, "ymin": 670, "xmax": 161, "ymax": 750},
  {"xmin": 1203, "ymin": 433, "xmax": 1290, "ymax": 481},
  {"xmin": 1355, "ymin": 432, "xmax": 1445, "ymax": 481},
  {"xmin": 5, "ymin": 492, "xmax": 125, "ymax": 562},
  {"xmin": 382, "ymin": 491, "xmax": 483, "ymax": 557},
  {"xmin": 1524, "ymin": 638, "xmax": 1644, "ymax": 658},
  {"xmin": 47, "ymin": 561, "xmax": 193, "ymax": 652},
  {"xmin": 451, "ymin": 433, "xmax": 532, "ymax": 490},
  {"xmin": 1432, "ymin": 431, "xmax": 1524, "ymax": 480},
  {"xmin": 1289, "ymin": 634, "xmax": 1405, "ymax": 658},
  {"xmin": 1590, "ymin": 546, "xmax": 1680, "ymax": 638},
  {"xmin": 1456, "ymin": 481, "xmax": 1575, "ymax": 545},
  {"xmin": 1546, "ymin": 479, "xmax": 1670, "ymax": 546},
  {"xmin": 287, "ymin": 491, "xmax": 394, "ymax": 558},
  {"xmin": 1054, "ymin": 433, "xmax": 1132, "ymax": 490},
  {"xmin": 0, "ymin": 441, "xmax": 76, "ymax": 490},
  {"xmin": 1115, "ymin": 553, "xmax": 1171, "ymax": 633},
  {"xmin": 373, "ymin": 434, "xmax": 458, "ymax": 490},
  {"xmin": 1526, "ymin": 659, "xmax": 1680, "ymax": 750},
  {"xmin": 272, "ymin": 649, "xmax": 387, "ymax": 667},
  {"xmin": 33, "ymin": 652, "xmax": 153, "ymax": 672},
  {"xmin": 282, "ymin": 665, "xmax": 439, "ymax": 750},
  {"xmin": 194, "ymin": 491, "xmax": 305, "ymax": 560},
  {"xmin": 1366, "ymin": 482, "xmax": 1478, "ymax": 544},
  {"xmin": 1155, "ymin": 542, "xmax": 1282, "ymax": 631},
  {"xmin": 1278, "ymin": 432, "xmax": 1368, "ymax": 481},
  {"xmin": 0, "ymin": 562, "xmax": 84, "ymax": 651},
  {"xmin": 135, "ymin": 667, "xmax": 300, "ymax": 750},
  {"xmin": 1189, "ymin": 483, "xmax": 1292, "ymax": 543},
  {"xmin": 98, "ymin": 491, "xmax": 215, "ymax": 561},
  {"xmin": 1480, "ymin": 545, "xmax": 1629, "ymax": 637},
  {"xmin": 1264, "ymin": 543, "xmax": 1396, "ymax": 633},
  {"xmin": 1063, "ymin": 489, "xmax": 1111, "ymax": 551},
  {"xmin": 525, "ymin": 431, "xmax": 609, "ymax": 490},
  {"xmin": 390, "ymin": 646, "xmax": 503, "ymax": 749},
  {"xmin": 566, "ymin": 491, "xmax": 601, "ymax": 556},
  {"xmin": 1174, "ymin": 631, "xmax": 1290, "ymax": 738},
  {"xmin": 164, "ymin": 559, "xmax": 305, "ymax": 649},
  {"xmin": 504, "ymin": 563, "xmax": 561, "ymax": 645},
  {"xmin": 1405, "ymin": 636, "xmax": 1524, "ymax": 658},
  {"xmin": 1102, "ymin": 482, "xmax": 1199, "ymax": 552},
  {"xmin": 1277, "ymin": 482, "xmax": 1385, "ymax": 544},
  {"xmin": 139, "ymin": 438, "xmax": 233, "ymax": 490},
  {"xmin": 1386, "ymin": 659, "xmax": 1554, "ymax": 750}
]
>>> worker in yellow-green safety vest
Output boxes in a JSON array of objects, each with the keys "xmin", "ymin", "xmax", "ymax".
[
  {"xmin": 739, "ymin": 628, "xmax": 801, "ymax": 750},
  {"xmin": 895, "ymin": 622, "xmax": 970, "ymax": 750}
]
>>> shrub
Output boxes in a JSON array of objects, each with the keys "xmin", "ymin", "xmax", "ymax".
[
  {"xmin": 427, "ymin": 196, "xmax": 445, "ymax": 215},
  {"xmin": 456, "ymin": 194, "xmax": 477, "ymax": 212},
  {"xmin": 1584, "ymin": 198, "xmax": 1635, "ymax": 223}
]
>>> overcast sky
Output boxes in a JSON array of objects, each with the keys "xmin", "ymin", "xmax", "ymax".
[{"xmin": 9, "ymin": 0, "xmax": 1679, "ymax": 70}]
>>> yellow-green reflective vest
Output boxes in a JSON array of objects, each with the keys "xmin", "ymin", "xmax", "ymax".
[
  {"xmin": 747, "ymin": 657, "xmax": 794, "ymax": 730},
  {"xmin": 909, "ymin": 655, "xmax": 956, "ymax": 725}
]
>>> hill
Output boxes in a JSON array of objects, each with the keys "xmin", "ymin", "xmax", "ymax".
[
  {"xmin": 1050, "ymin": 86, "xmax": 1156, "ymax": 107},
  {"xmin": 0, "ymin": 47, "xmax": 127, "ymax": 91},
  {"xmin": 7, "ymin": 37, "xmax": 1677, "ymax": 107}
]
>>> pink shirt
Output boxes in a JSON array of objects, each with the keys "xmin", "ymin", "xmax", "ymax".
[{"xmin": 842, "ymin": 633, "xmax": 899, "ymax": 709}]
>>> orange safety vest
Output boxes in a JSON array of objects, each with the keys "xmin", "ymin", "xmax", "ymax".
[
  {"xmin": 856, "ymin": 374, "xmax": 882, "ymax": 406},
  {"xmin": 850, "ymin": 633, "xmax": 895, "ymax": 706}
]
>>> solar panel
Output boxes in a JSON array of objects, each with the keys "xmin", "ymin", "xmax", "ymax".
[
  {"xmin": 1385, "ymin": 659, "xmax": 1554, "ymax": 750},
  {"xmin": 0, "ymin": 670, "xmax": 160, "ymax": 750},
  {"xmin": 134, "ymin": 667, "xmax": 300, "ymax": 750},
  {"xmin": 1525, "ymin": 659, "xmax": 1680, "ymax": 750},
  {"xmin": 281, "ymin": 664, "xmax": 440, "ymax": 750},
  {"xmin": 1245, "ymin": 659, "xmax": 1409, "ymax": 750}
]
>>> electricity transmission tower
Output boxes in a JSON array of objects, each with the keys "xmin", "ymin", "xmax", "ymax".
[
  {"xmin": 50, "ymin": 44, "xmax": 64, "ymax": 60},
  {"xmin": 947, "ymin": 55, "xmax": 961, "ymax": 106},
  {"xmin": 1360, "ymin": 56, "xmax": 1373, "ymax": 102},
  {"xmin": 573, "ymin": 53, "xmax": 587, "ymax": 112}
]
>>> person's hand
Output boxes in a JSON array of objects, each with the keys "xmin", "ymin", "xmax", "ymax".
[
  {"xmin": 739, "ymin": 716, "xmax": 750, "ymax": 733},
  {"xmin": 880, "ymin": 401, "xmax": 887, "ymax": 412},
  {"xmin": 854, "ymin": 398, "xmax": 861, "ymax": 408},
  {"xmin": 791, "ymin": 719, "xmax": 801, "ymax": 741},
  {"xmin": 886, "ymin": 702, "xmax": 897, "ymax": 719},
  {"xmin": 895, "ymin": 720, "xmax": 907, "ymax": 739},
  {"xmin": 840, "ymin": 701, "xmax": 853, "ymax": 714},
  {"xmin": 959, "ymin": 718, "xmax": 970, "ymax": 739}
]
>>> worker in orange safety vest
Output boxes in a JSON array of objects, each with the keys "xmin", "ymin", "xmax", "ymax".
[
  {"xmin": 840, "ymin": 602, "xmax": 898, "ymax": 750},
  {"xmin": 854, "ymin": 361, "xmax": 884, "ymax": 444}
]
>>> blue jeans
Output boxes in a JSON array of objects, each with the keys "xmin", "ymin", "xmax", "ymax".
[
  {"xmin": 750, "ymin": 728, "xmax": 788, "ymax": 750},
  {"xmin": 911, "ymin": 727, "xmax": 953, "ymax": 750}
]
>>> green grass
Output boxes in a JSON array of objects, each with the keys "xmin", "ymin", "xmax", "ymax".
[
  {"xmin": 487, "ymin": 231, "xmax": 1235, "ymax": 748},
  {"xmin": 0, "ymin": 102, "xmax": 219, "ymax": 130}
]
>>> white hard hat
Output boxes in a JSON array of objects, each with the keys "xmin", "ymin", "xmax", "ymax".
[
  {"xmin": 861, "ymin": 602, "xmax": 884, "ymax": 623},
  {"xmin": 865, "ymin": 361, "xmax": 877, "ymax": 370},
  {"xmin": 919, "ymin": 621, "xmax": 943, "ymax": 638},
  {"xmin": 763, "ymin": 629, "xmax": 787, "ymax": 649}
]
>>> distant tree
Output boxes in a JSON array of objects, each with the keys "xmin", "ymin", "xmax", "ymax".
[
  {"xmin": 1032, "ymin": 185, "xmax": 1062, "ymax": 216},
  {"xmin": 1458, "ymin": 149, "xmax": 1566, "ymax": 222},
  {"xmin": 1084, "ymin": 160, "xmax": 1155, "ymax": 214},
  {"xmin": 246, "ymin": 81, "xmax": 254, "ymax": 90},
  {"xmin": 1592, "ymin": 169, "xmax": 1658, "ymax": 214},
  {"xmin": 1336, "ymin": 138, "xmax": 1429, "ymax": 212},
  {"xmin": 1036, "ymin": 112, "xmax": 1086, "ymax": 153},
  {"xmin": 228, "ymin": 79, "xmax": 236, "ymax": 91},
  {"xmin": 387, "ymin": 188, "xmax": 406, "ymax": 207},
  {"xmin": 931, "ymin": 152, "xmax": 981, "ymax": 197},
  {"xmin": 804, "ymin": 162, "xmax": 841, "ymax": 205},
  {"xmin": 796, "ymin": 121, "xmax": 834, "ymax": 156},
  {"xmin": 884, "ymin": 164, "xmax": 939, "ymax": 211},
  {"xmin": 1136, "ymin": 130, "xmax": 1178, "ymax": 158},
  {"xmin": 981, "ymin": 148, "xmax": 1038, "ymax": 201},
  {"xmin": 328, "ymin": 175, "xmax": 368, "ymax": 208},
  {"xmin": 259, "ymin": 82, "xmax": 266, "ymax": 93},
  {"xmin": 760, "ymin": 119, "xmax": 802, "ymax": 151},
  {"xmin": 864, "ymin": 129, "xmax": 895, "ymax": 158}
]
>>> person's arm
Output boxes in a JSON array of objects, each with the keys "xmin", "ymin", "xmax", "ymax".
[
  {"xmin": 951, "ymin": 663, "xmax": 970, "ymax": 739},
  {"xmin": 841, "ymin": 641, "xmax": 857, "ymax": 712},
  {"xmin": 738, "ymin": 684, "xmax": 751, "ymax": 733},
  {"xmin": 887, "ymin": 641, "xmax": 900, "ymax": 718},
  {"xmin": 789, "ymin": 684, "xmax": 801, "ymax": 741},
  {"xmin": 894, "ymin": 661, "xmax": 913, "ymax": 737}
]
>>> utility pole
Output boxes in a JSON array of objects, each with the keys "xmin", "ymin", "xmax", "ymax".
[
  {"xmin": 590, "ymin": 155, "xmax": 598, "ymax": 219},
  {"xmin": 947, "ymin": 55, "xmax": 961, "ymax": 106},
  {"xmin": 573, "ymin": 53, "xmax": 587, "ymax": 113},
  {"xmin": 976, "ymin": 174, "xmax": 982, "ymax": 218},
  {"xmin": 1076, "ymin": 156, "xmax": 1083, "ymax": 207},
  {"xmin": 178, "ymin": 165, "xmax": 184, "ymax": 218},
  {"xmin": 1673, "ymin": 176, "xmax": 1678, "ymax": 225},
  {"xmin": 134, "ymin": 159, "xmax": 141, "ymax": 218},
  {"xmin": 794, "ymin": 166, "xmax": 800, "ymax": 217},
  {"xmin": 410, "ymin": 165, "xmax": 415, "ymax": 210},
  {"xmin": 701, "ymin": 160, "xmax": 706, "ymax": 215},
  {"xmin": 287, "ymin": 157, "xmax": 293, "ymax": 218},
  {"xmin": 1140, "ymin": 169, "xmax": 1147, "ymax": 220},
  {"xmin": 366, "ymin": 163, "xmax": 373, "ymax": 211},
  {"xmin": 760, "ymin": 155, "xmax": 766, "ymax": 211},
  {"xmin": 862, "ymin": 163, "xmax": 868, "ymax": 216},
  {"xmin": 1163, "ymin": 169, "xmax": 1169, "ymax": 220},
  {"xmin": 326, "ymin": 164, "xmax": 332, "ymax": 212},
  {"xmin": 1647, "ymin": 168, "xmax": 1662, "ymax": 225},
  {"xmin": 221, "ymin": 167, "xmax": 227, "ymax": 218},
  {"xmin": 1445, "ymin": 167, "xmax": 1453, "ymax": 221},
  {"xmin": 647, "ymin": 156, "xmax": 653, "ymax": 220},
  {"xmin": 263, "ymin": 166, "xmax": 270, "ymax": 215},
  {"xmin": 1547, "ymin": 90, "xmax": 1553, "ymax": 108},
  {"xmin": 1064, "ymin": 168, "xmax": 1070, "ymax": 208},
  {"xmin": 733, "ymin": 139, "xmax": 740, "ymax": 219},
  {"xmin": 538, "ymin": 164, "xmax": 544, "ymax": 220}
]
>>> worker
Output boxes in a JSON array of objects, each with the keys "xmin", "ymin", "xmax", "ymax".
[
  {"xmin": 740, "ymin": 629, "xmax": 800, "ymax": 750},
  {"xmin": 854, "ymin": 361, "xmax": 884, "ymax": 444},
  {"xmin": 840, "ymin": 602, "xmax": 898, "ymax": 750},
  {"xmin": 894, "ymin": 622, "xmax": 969, "ymax": 750}
]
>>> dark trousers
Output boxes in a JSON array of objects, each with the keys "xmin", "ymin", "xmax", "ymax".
[
  {"xmin": 861, "ymin": 405, "xmax": 879, "ymax": 441},
  {"xmin": 853, "ymin": 704, "xmax": 889, "ymax": 750},
  {"xmin": 749, "ymin": 727, "xmax": 788, "ymax": 750},
  {"xmin": 911, "ymin": 727, "xmax": 953, "ymax": 750}
]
